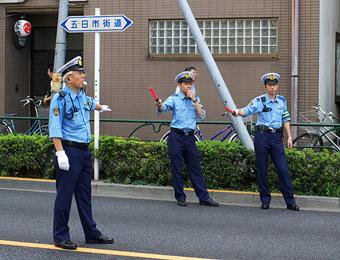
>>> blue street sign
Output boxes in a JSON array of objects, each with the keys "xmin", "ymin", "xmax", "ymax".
[{"xmin": 60, "ymin": 14, "xmax": 133, "ymax": 33}]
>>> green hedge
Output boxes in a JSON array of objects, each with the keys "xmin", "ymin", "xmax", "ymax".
[
  {"xmin": 0, "ymin": 135, "xmax": 54, "ymax": 178},
  {"xmin": 0, "ymin": 135, "xmax": 339, "ymax": 197}
]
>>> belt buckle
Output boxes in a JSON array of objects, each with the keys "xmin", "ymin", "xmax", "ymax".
[
  {"xmin": 268, "ymin": 127, "xmax": 276, "ymax": 133},
  {"xmin": 183, "ymin": 130, "xmax": 189, "ymax": 136}
]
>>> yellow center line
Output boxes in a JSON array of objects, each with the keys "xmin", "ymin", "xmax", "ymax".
[{"xmin": 0, "ymin": 240, "xmax": 217, "ymax": 260}]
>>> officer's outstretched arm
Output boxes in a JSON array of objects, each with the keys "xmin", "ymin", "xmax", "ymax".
[
  {"xmin": 95, "ymin": 103, "xmax": 111, "ymax": 112},
  {"xmin": 235, "ymin": 108, "xmax": 246, "ymax": 116}
]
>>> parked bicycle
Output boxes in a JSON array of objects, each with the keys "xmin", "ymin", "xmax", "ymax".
[
  {"xmin": 293, "ymin": 105, "xmax": 340, "ymax": 151},
  {"xmin": 160, "ymin": 111, "xmax": 254, "ymax": 142},
  {"xmin": 0, "ymin": 96, "xmax": 49, "ymax": 135}
]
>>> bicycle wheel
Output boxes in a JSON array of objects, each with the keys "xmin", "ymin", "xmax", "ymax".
[
  {"xmin": 160, "ymin": 131, "xmax": 200, "ymax": 142},
  {"xmin": 0, "ymin": 121, "xmax": 13, "ymax": 135},
  {"xmin": 228, "ymin": 133, "xmax": 254, "ymax": 143},
  {"xmin": 292, "ymin": 132, "xmax": 323, "ymax": 150},
  {"xmin": 228, "ymin": 133, "xmax": 238, "ymax": 142},
  {"xmin": 160, "ymin": 131, "xmax": 171, "ymax": 141},
  {"xmin": 34, "ymin": 124, "xmax": 49, "ymax": 135}
]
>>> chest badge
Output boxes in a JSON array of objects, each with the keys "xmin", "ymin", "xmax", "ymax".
[{"xmin": 53, "ymin": 107, "xmax": 59, "ymax": 116}]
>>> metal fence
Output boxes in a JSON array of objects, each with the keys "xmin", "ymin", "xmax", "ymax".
[{"xmin": 1, "ymin": 115, "xmax": 340, "ymax": 151}]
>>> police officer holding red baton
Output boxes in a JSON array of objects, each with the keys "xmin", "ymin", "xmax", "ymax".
[
  {"xmin": 234, "ymin": 72, "xmax": 299, "ymax": 211},
  {"xmin": 152, "ymin": 71, "xmax": 218, "ymax": 207}
]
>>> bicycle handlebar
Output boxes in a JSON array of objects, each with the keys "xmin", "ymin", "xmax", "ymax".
[
  {"xmin": 312, "ymin": 105, "xmax": 337, "ymax": 122},
  {"xmin": 20, "ymin": 96, "xmax": 42, "ymax": 107}
]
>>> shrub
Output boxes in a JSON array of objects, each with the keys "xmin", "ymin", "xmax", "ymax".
[{"xmin": 0, "ymin": 135, "xmax": 339, "ymax": 197}]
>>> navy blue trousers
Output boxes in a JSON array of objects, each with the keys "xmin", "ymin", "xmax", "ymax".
[
  {"xmin": 167, "ymin": 131, "xmax": 210, "ymax": 202},
  {"xmin": 53, "ymin": 145, "xmax": 101, "ymax": 242},
  {"xmin": 254, "ymin": 130, "xmax": 295, "ymax": 205}
]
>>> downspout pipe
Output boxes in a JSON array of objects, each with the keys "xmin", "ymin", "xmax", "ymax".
[
  {"xmin": 52, "ymin": 0, "xmax": 69, "ymax": 94},
  {"xmin": 291, "ymin": 0, "xmax": 299, "ymax": 138}
]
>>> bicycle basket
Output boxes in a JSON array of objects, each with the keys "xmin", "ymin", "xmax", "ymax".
[
  {"xmin": 297, "ymin": 109, "xmax": 321, "ymax": 134},
  {"xmin": 37, "ymin": 105, "xmax": 50, "ymax": 117}
]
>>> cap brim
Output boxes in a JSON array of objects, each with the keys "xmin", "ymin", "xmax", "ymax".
[
  {"xmin": 264, "ymin": 79, "xmax": 278, "ymax": 85},
  {"xmin": 178, "ymin": 78, "xmax": 193, "ymax": 83}
]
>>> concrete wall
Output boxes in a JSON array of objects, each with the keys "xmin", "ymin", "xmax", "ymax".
[{"xmin": 319, "ymin": 0, "xmax": 340, "ymax": 118}]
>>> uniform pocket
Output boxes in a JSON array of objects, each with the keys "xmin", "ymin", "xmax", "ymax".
[
  {"xmin": 189, "ymin": 103, "xmax": 197, "ymax": 119},
  {"xmin": 84, "ymin": 105, "xmax": 90, "ymax": 123}
]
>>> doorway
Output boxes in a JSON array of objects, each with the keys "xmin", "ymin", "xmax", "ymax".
[{"xmin": 31, "ymin": 27, "xmax": 83, "ymax": 98}]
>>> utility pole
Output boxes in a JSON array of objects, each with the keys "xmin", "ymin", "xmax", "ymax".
[
  {"xmin": 51, "ymin": 0, "xmax": 69, "ymax": 94},
  {"xmin": 291, "ymin": 0, "xmax": 299, "ymax": 138},
  {"xmin": 177, "ymin": 0, "xmax": 254, "ymax": 150}
]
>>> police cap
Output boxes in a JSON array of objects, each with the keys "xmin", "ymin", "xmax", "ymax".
[
  {"xmin": 175, "ymin": 71, "xmax": 193, "ymax": 83},
  {"xmin": 260, "ymin": 72, "xmax": 281, "ymax": 85},
  {"xmin": 57, "ymin": 56, "xmax": 85, "ymax": 77}
]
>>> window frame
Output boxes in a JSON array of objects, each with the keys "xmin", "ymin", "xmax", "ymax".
[{"xmin": 148, "ymin": 18, "xmax": 279, "ymax": 60}]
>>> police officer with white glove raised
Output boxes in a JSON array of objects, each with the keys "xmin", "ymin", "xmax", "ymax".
[{"xmin": 49, "ymin": 56, "xmax": 113, "ymax": 250}]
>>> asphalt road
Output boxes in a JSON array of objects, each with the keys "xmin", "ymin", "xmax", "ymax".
[{"xmin": 0, "ymin": 189, "xmax": 339, "ymax": 260}]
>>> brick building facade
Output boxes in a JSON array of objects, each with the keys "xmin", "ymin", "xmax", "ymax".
[{"xmin": 0, "ymin": 0, "xmax": 338, "ymax": 139}]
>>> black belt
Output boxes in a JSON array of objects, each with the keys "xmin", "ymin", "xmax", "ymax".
[
  {"xmin": 170, "ymin": 127, "xmax": 194, "ymax": 136},
  {"xmin": 62, "ymin": 140, "xmax": 89, "ymax": 150},
  {"xmin": 256, "ymin": 125, "xmax": 283, "ymax": 133}
]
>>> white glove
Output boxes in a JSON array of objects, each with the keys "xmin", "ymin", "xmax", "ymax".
[
  {"xmin": 56, "ymin": 151, "xmax": 70, "ymax": 171},
  {"xmin": 100, "ymin": 105, "xmax": 111, "ymax": 112}
]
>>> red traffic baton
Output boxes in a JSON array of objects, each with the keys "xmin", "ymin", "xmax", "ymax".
[
  {"xmin": 224, "ymin": 106, "xmax": 237, "ymax": 116},
  {"xmin": 149, "ymin": 86, "xmax": 160, "ymax": 102}
]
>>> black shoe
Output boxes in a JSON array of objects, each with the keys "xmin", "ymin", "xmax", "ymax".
[
  {"xmin": 86, "ymin": 234, "xmax": 114, "ymax": 244},
  {"xmin": 199, "ymin": 198, "xmax": 219, "ymax": 207},
  {"xmin": 177, "ymin": 200, "xmax": 187, "ymax": 207},
  {"xmin": 54, "ymin": 240, "xmax": 77, "ymax": 250},
  {"xmin": 261, "ymin": 203, "xmax": 270, "ymax": 209},
  {"xmin": 287, "ymin": 204, "xmax": 300, "ymax": 211}
]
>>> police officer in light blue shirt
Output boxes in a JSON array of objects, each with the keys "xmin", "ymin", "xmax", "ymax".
[
  {"xmin": 175, "ymin": 66, "xmax": 198, "ymax": 95},
  {"xmin": 156, "ymin": 71, "xmax": 218, "ymax": 207},
  {"xmin": 49, "ymin": 56, "xmax": 114, "ymax": 250},
  {"xmin": 235, "ymin": 72, "xmax": 299, "ymax": 211}
]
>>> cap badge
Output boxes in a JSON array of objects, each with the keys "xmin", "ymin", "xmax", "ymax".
[
  {"xmin": 185, "ymin": 73, "xmax": 191, "ymax": 79},
  {"xmin": 269, "ymin": 74, "xmax": 276, "ymax": 80}
]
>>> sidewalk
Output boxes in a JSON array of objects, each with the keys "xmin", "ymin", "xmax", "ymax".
[{"xmin": 0, "ymin": 177, "xmax": 339, "ymax": 212}]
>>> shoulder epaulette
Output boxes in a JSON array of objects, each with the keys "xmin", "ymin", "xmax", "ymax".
[
  {"xmin": 58, "ymin": 90, "xmax": 67, "ymax": 98},
  {"xmin": 277, "ymin": 95, "xmax": 286, "ymax": 101}
]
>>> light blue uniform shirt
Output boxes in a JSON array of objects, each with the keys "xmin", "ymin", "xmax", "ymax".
[
  {"xmin": 160, "ymin": 91, "xmax": 205, "ymax": 131},
  {"xmin": 49, "ymin": 86, "xmax": 97, "ymax": 143},
  {"xmin": 242, "ymin": 94, "xmax": 290, "ymax": 129}
]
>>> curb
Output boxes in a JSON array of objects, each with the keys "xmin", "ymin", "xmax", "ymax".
[{"xmin": 0, "ymin": 177, "xmax": 339, "ymax": 212}]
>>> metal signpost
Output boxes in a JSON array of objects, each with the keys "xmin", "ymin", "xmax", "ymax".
[{"xmin": 60, "ymin": 10, "xmax": 133, "ymax": 180}]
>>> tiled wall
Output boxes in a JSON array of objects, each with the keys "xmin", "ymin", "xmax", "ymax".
[{"xmin": 0, "ymin": 0, "xmax": 320, "ymax": 138}]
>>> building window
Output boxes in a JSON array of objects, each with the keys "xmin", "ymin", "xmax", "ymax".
[{"xmin": 149, "ymin": 19, "xmax": 278, "ymax": 56}]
